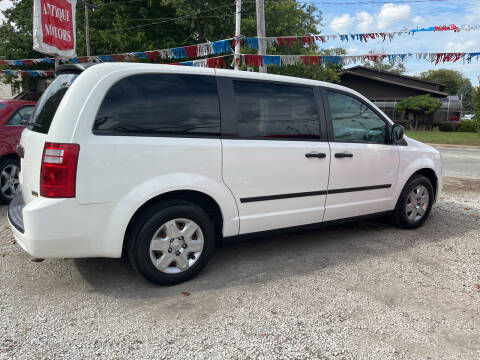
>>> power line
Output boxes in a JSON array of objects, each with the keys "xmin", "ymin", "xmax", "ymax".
[{"xmin": 97, "ymin": 4, "xmax": 236, "ymax": 33}]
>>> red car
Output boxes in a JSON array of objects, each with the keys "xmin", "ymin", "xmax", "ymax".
[{"xmin": 0, "ymin": 100, "xmax": 36, "ymax": 203}]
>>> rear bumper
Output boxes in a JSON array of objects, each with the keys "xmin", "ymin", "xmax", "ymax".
[
  {"xmin": 7, "ymin": 191, "xmax": 118, "ymax": 258},
  {"xmin": 8, "ymin": 192, "xmax": 25, "ymax": 233}
]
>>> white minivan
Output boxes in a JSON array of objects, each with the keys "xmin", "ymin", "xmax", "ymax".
[{"xmin": 8, "ymin": 63, "xmax": 442, "ymax": 285}]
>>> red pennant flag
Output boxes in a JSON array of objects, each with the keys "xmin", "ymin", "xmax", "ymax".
[
  {"xmin": 301, "ymin": 36, "xmax": 315, "ymax": 46},
  {"xmin": 206, "ymin": 57, "xmax": 226, "ymax": 68},
  {"xmin": 300, "ymin": 56, "xmax": 321, "ymax": 65},
  {"xmin": 184, "ymin": 45, "xmax": 199, "ymax": 58},
  {"xmin": 277, "ymin": 37, "xmax": 298, "ymax": 47},
  {"xmin": 144, "ymin": 51, "xmax": 158, "ymax": 61},
  {"xmin": 111, "ymin": 54, "xmax": 126, "ymax": 62},
  {"xmin": 243, "ymin": 54, "xmax": 263, "ymax": 67}
]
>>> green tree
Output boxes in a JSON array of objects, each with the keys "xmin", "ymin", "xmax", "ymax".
[
  {"xmin": 364, "ymin": 56, "xmax": 406, "ymax": 75},
  {"xmin": 457, "ymin": 82, "xmax": 474, "ymax": 114},
  {"xmin": 1, "ymin": 0, "xmax": 343, "ymax": 89},
  {"xmin": 395, "ymin": 94, "xmax": 442, "ymax": 130},
  {"xmin": 473, "ymin": 87, "xmax": 480, "ymax": 124},
  {"xmin": 419, "ymin": 69, "xmax": 470, "ymax": 95}
]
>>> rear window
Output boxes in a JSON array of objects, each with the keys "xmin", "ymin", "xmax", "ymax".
[
  {"xmin": 93, "ymin": 74, "xmax": 220, "ymax": 136},
  {"xmin": 28, "ymin": 73, "xmax": 78, "ymax": 134}
]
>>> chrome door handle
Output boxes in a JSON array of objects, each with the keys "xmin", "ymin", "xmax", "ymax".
[
  {"xmin": 335, "ymin": 152, "xmax": 353, "ymax": 158},
  {"xmin": 305, "ymin": 152, "xmax": 326, "ymax": 158}
]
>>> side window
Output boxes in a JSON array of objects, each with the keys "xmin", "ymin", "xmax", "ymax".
[
  {"xmin": 327, "ymin": 91, "xmax": 387, "ymax": 143},
  {"xmin": 94, "ymin": 74, "xmax": 220, "ymax": 135},
  {"xmin": 7, "ymin": 106, "xmax": 34, "ymax": 126},
  {"xmin": 233, "ymin": 81, "xmax": 320, "ymax": 139}
]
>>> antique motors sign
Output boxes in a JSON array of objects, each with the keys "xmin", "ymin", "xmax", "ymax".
[{"xmin": 33, "ymin": 0, "xmax": 77, "ymax": 57}]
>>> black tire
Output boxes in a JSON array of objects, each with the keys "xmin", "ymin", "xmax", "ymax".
[
  {"xmin": 0, "ymin": 157, "xmax": 20, "ymax": 204},
  {"xmin": 127, "ymin": 199, "xmax": 216, "ymax": 285},
  {"xmin": 392, "ymin": 175, "xmax": 434, "ymax": 229}
]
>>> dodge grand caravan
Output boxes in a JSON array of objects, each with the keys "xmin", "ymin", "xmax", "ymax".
[{"xmin": 8, "ymin": 63, "xmax": 443, "ymax": 285}]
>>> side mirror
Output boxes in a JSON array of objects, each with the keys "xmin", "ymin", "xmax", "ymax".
[{"xmin": 391, "ymin": 123, "xmax": 405, "ymax": 143}]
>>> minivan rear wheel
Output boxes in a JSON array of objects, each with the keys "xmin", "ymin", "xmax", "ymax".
[
  {"xmin": 393, "ymin": 175, "xmax": 434, "ymax": 229},
  {"xmin": 127, "ymin": 200, "xmax": 215, "ymax": 285},
  {"xmin": 0, "ymin": 158, "xmax": 20, "ymax": 204}
]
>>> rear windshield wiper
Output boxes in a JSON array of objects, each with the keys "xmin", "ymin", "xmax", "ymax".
[{"xmin": 21, "ymin": 120, "xmax": 42, "ymax": 128}]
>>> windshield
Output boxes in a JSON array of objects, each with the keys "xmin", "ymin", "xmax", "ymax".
[{"xmin": 28, "ymin": 73, "xmax": 78, "ymax": 134}]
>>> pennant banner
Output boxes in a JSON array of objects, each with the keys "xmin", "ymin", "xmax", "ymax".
[
  {"xmin": 238, "ymin": 52, "xmax": 480, "ymax": 68},
  {"xmin": 2, "ymin": 24, "xmax": 480, "ymax": 68},
  {"xmin": 0, "ymin": 69, "xmax": 55, "ymax": 77},
  {"xmin": 3, "ymin": 52, "xmax": 480, "ymax": 78},
  {"xmin": 243, "ymin": 24, "xmax": 480, "ymax": 49},
  {"xmin": 0, "ymin": 39, "xmax": 234, "ymax": 68}
]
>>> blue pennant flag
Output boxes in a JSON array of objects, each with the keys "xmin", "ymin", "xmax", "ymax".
[
  {"xmin": 246, "ymin": 38, "xmax": 259, "ymax": 49},
  {"xmin": 134, "ymin": 51, "xmax": 149, "ymax": 59},
  {"xmin": 171, "ymin": 48, "xmax": 187, "ymax": 59},
  {"xmin": 212, "ymin": 40, "xmax": 231, "ymax": 54},
  {"xmin": 262, "ymin": 55, "xmax": 280, "ymax": 66}
]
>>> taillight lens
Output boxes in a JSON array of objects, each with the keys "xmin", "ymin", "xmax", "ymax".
[{"xmin": 40, "ymin": 142, "xmax": 80, "ymax": 198}]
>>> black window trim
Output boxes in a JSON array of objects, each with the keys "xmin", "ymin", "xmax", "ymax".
[
  {"xmin": 6, "ymin": 105, "xmax": 35, "ymax": 127},
  {"xmin": 321, "ymin": 87, "xmax": 396, "ymax": 145},
  {"xmin": 92, "ymin": 72, "xmax": 222, "ymax": 138},
  {"xmin": 218, "ymin": 76, "xmax": 328, "ymax": 142}
]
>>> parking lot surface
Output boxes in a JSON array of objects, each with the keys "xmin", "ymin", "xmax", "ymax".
[{"xmin": 1, "ymin": 177, "xmax": 479, "ymax": 359}]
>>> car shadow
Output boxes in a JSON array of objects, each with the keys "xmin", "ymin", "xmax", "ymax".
[{"xmin": 72, "ymin": 197, "xmax": 479, "ymax": 299}]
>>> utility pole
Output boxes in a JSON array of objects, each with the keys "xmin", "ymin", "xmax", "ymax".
[
  {"xmin": 256, "ymin": 0, "xmax": 266, "ymax": 73},
  {"xmin": 234, "ymin": 0, "xmax": 242, "ymax": 71},
  {"xmin": 84, "ymin": 1, "xmax": 91, "ymax": 57},
  {"xmin": 54, "ymin": 55, "xmax": 59, "ymax": 75}
]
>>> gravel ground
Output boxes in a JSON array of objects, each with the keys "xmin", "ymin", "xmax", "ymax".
[{"xmin": 1, "ymin": 177, "xmax": 479, "ymax": 359}]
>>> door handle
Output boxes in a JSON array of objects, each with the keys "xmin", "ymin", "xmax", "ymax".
[
  {"xmin": 305, "ymin": 152, "xmax": 326, "ymax": 159},
  {"xmin": 335, "ymin": 152, "xmax": 353, "ymax": 158}
]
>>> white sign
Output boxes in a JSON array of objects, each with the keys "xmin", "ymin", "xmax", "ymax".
[{"xmin": 33, "ymin": 0, "xmax": 77, "ymax": 57}]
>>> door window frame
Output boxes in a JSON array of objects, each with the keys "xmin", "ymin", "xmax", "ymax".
[
  {"xmin": 217, "ymin": 77, "xmax": 329, "ymax": 142},
  {"xmin": 320, "ymin": 87, "xmax": 394, "ymax": 145}
]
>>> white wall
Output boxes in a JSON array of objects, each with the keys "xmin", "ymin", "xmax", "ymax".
[{"xmin": 0, "ymin": 82, "xmax": 14, "ymax": 99}]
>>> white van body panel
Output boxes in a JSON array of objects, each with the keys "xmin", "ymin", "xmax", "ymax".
[{"xmin": 9, "ymin": 64, "xmax": 443, "ymax": 259}]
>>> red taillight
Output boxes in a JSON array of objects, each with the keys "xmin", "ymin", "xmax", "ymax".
[{"xmin": 40, "ymin": 142, "xmax": 80, "ymax": 198}]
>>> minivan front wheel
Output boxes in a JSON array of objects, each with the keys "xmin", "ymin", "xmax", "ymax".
[
  {"xmin": 127, "ymin": 200, "xmax": 215, "ymax": 285},
  {"xmin": 393, "ymin": 175, "xmax": 434, "ymax": 229}
]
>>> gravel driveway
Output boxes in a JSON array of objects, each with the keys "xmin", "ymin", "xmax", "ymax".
[{"xmin": 1, "ymin": 177, "xmax": 479, "ymax": 359}]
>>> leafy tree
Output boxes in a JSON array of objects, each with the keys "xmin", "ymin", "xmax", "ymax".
[
  {"xmin": 419, "ymin": 69, "xmax": 470, "ymax": 95},
  {"xmin": 457, "ymin": 82, "xmax": 474, "ymax": 114},
  {"xmin": 473, "ymin": 87, "xmax": 480, "ymax": 124},
  {"xmin": 1, "ymin": 0, "xmax": 343, "ymax": 90},
  {"xmin": 395, "ymin": 94, "xmax": 442, "ymax": 130},
  {"xmin": 364, "ymin": 56, "xmax": 406, "ymax": 75}
]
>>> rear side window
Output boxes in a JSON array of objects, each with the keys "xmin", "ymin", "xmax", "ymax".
[
  {"xmin": 232, "ymin": 81, "xmax": 320, "ymax": 139},
  {"xmin": 7, "ymin": 106, "xmax": 35, "ymax": 125},
  {"xmin": 0, "ymin": 104, "xmax": 7, "ymax": 111},
  {"xmin": 93, "ymin": 74, "xmax": 220, "ymax": 136},
  {"xmin": 28, "ymin": 73, "xmax": 78, "ymax": 134},
  {"xmin": 327, "ymin": 91, "xmax": 387, "ymax": 144}
]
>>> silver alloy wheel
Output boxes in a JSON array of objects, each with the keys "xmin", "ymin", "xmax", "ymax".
[
  {"xmin": 149, "ymin": 218, "xmax": 204, "ymax": 274},
  {"xmin": 0, "ymin": 164, "xmax": 20, "ymax": 199},
  {"xmin": 405, "ymin": 185, "xmax": 429, "ymax": 223}
]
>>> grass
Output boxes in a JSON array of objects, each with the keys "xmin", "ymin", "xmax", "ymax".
[{"xmin": 405, "ymin": 130, "xmax": 480, "ymax": 146}]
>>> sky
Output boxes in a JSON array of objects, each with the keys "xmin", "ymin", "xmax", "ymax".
[
  {"xmin": 0, "ymin": 0, "xmax": 479, "ymax": 85},
  {"xmin": 319, "ymin": 0, "xmax": 480, "ymax": 85}
]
